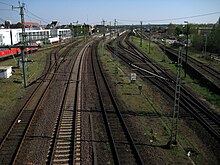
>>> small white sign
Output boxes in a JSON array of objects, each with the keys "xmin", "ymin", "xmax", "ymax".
[{"xmin": 130, "ymin": 73, "xmax": 136, "ymax": 82}]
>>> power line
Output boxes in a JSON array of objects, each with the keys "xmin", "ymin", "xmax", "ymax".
[
  {"xmin": 0, "ymin": 9, "xmax": 12, "ymax": 10},
  {"xmin": 117, "ymin": 19, "xmax": 139, "ymax": 23},
  {"xmin": 25, "ymin": 13, "xmax": 50, "ymax": 24},
  {"xmin": 145, "ymin": 11, "xmax": 220, "ymax": 22},
  {"xmin": 118, "ymin": 11, "xmax": 220, "ymax": 23},
  {"xmin": 0, "ymin": 1, "xmax": 51, "ymax": 24},
  {"xmin": 0, "ymin": 1, "xmax": 12, "ymax": 7},
  {"xmin": 25, "ymin": 9, "xmax": 51, "ymax": 24}
]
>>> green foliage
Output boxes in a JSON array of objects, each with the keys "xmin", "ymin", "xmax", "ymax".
[
  {"xmin": 167, "ymin": 23, "xmax": 176, "ymax": 35},
  {"xmin": 10, "ymin": 22, "xmax": 23, "ymax": 28},
  {"xmin": 192, "ymin": 34, "xmax": 204, "ymax": 51},
  {"xmin": 175, "ymin": 26, "xmax": 183, "ymax": 35},
  {"xmin": 207, "ymin": 23, "xmax": 220, "ymax": 54}
]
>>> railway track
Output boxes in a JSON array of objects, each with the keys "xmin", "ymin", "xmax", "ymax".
[
  {"xmin": 46, "ymin": 42, "xmax": 91, "ymax": 164},
  {"xmin": 157, "ymin": 42, "xmax": 220, "ymax": 94},
  {"xmin": 106, "ymin": 34, "xmax": 220, "ymax": 142},
  {"xmin": 92, "ymin": 41, "xmax": 144, "ymax": 164},
  {"xmin": 0, "ymin": 41, "xmax": 77, "ymax": 165},
  {"xmin": 137, "ymin": 31, "xmax": 220, "ymax": 95}
]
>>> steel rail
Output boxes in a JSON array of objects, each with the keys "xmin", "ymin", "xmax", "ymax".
[
  {"xmin": 0, "ymin": 42, "xmax": 75, "ymax": 165},
  {"xmin": 107, "ymin": 36, "xmax": 220, "ymax": 142},
  {"xmin": 92, "ymin": 41, "xmax": 144, "ymax": 164}
]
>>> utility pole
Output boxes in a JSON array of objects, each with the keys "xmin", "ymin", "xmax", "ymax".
[
  {"xmin": 184, "ymin": 21, "xmax": 189, "ymax": 78},
  {"xmin": 70, "ymin": 23, "xmax": 74, "ymax": 41},
  {"xmin": 102, "ymin": 19, "xmax": 105, "ymax": 37},
  {"xmin": 1, "ymin": 2, "xmax": 41, "ymax": 88},
  {"xmin": 148, "ymin": 24, "xmax": 151, "ymax": 54},
  {"xmin": 13, "ymin": 2, "xmax": 27, "ymax": 88},
  {"xmin": 73, "ymin": 21, "xmax": 78, "ymax": 39},
  {"xmin": 109, "ymin": 21, "xmax": 112, "ymax": 37},
  {"xmin": 204, "ymin": 34, "xmax": 207, "ymax": 57},
  {"xmin": 114, "ymin": 19, "xmax": 117, "ymax": 37},
  {"xmin": 131, "ymin": 24, "xmax": 134, "ymax": 42},
  {"xmin": 114, "ymin": 19, "xmax": 118, "ymax": 57},
  {"xmin": 102, "ymin": 20, "xmax": 106, "ymax": 56},
  {"xmin": 140, "ymin": 21, "xmax": 143, "ymax": 47},
  {"xmin": 167, "ymin": 47, "xmax": 183, "ymax": 147},
  {"xmin": 83, "ymin": 23, "xmax": 86, "ymax": 42},
  {"xmin": 114, "ymin": 19, "xmax": 118, "ymax": 81}
]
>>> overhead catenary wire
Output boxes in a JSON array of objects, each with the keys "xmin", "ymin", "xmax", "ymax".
[
  {"xmin": 145, "ymin": 11, "xmax": 220, "ymax": 22},
  {"xmin": 0, "ymin": 1, "xmax": 12, "ymax": 7},
  {"xmin": 117, "ymin": 11, "xmax": 220, "ymax": 24},
  {"xmin": 24, "ymin": 4, "xmax": 51, "ymax": 24},
  {"xmin": 0, "ymin": 9, "xmax": 12, "ymax": 10},
  {"xmin": 0, "ymin": 1, "xmax": 51, "ymax": 25},
  {"xmin": 25, "ymin": 13, "xmax": 50, "ymax": 24},
  {"xmin": 25, "ymin": 9, "xmax": 51, "ymax": 24}
]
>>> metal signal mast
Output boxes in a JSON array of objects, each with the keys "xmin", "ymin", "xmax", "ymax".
[
  {"xmin": 168, "ymin": 47, "xmax": 183, "ymax": 147},
  {"xmin": 0, "ymin": 2, "xmax": 40, "ymax": 87},
  {"xmin": 13, "ymin": 2, "xmax": 28, "ymax": 87}
]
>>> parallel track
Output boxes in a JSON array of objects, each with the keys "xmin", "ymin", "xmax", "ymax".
[
  {"xmin": 157, "ymin": 42, "xmax": 220, "ymax": 93},
  {"xmin": 138, "ymin": 31, "xmax": 220, "ymax": 94},
  {"xmin": 46, "ymin": 42, "xmax": 91, "ymax": 165},
  {"xmin": 0, "ymin": 42, "xmax": 77, "ymax": 165},
  {"xmin": 92, "ymin": 41, "xmax": 144, "ymax": 165},
  {"xmin": 107, "ymin": 34, "xmax": 220, "ymax": 142}
]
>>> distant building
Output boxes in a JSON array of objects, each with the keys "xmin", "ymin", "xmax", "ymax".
[
  {"xmin": 22, "ymin": 22, "xmax": 41, "ymax": 30},
  {"xmin": 197, "ymin": 27, "xmax": 213, "ymax": 35},
  {"xmin": 46, "ymin": 21, "xmax": 59, "ymax": 29}
]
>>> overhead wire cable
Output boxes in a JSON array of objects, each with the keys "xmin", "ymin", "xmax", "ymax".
[
  {"xmin": 144, "ymin": 11, "xmax": 220, "ymax": 23},
  {"xmin": 117, "ymin": 11, "xmax": 220, "ymax": 23},
  {"xmin": 25, "ymin": 9, "xmax": 51, "ymax": 24},
  {"xmin": 0, "ymin": 1, "xmax": 12, "ymax": 7}
]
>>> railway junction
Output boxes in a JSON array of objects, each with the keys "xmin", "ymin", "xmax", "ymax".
[{"xmin": 0, "ymin": 4, "xmax": 220, "ymax": 164}]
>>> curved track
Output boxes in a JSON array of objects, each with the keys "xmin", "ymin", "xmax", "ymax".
[
  {"xmin": 138, "ymin": 31, "xmax": 220, "ymax": 95},
  {"xmin": 107, "ymin": 33, "xmax": 220, "ymax": 142},
  {"xmin": 0, "ymin": 41, "xmax": 78, "ymax": 165}
]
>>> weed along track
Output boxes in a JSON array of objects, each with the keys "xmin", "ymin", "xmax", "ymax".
[
  {"xmin": 91, "ymin": 41, "xmax": 144, "ymax": 164},
  {"xmin": 1, "ymin": 1, "xmax": 219, "ymax": 164},
  {"xmin": 112, "ymin": 33, "xmax": 220, "ymax": 142},
  {"xmin": 0, "ymin": 41, "xmax": 79, "ymax": 164},
  {"xmin": 0, "ymin": 32, "xmax": 219, "ymax": 164},
  {"xmin": 157, "ymin": 42, "xmax": 220, "ymax": 95}
]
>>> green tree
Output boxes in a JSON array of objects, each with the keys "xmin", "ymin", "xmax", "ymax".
[
  {"xmin": 192, "ymin": 34, "xmax": 203, "ymax": 51},
  {"xmin": 207, "ymin": 23, "xmax": 220, "ymax": 54},
  {"xmin": 167, "ymin": 23, "xmax": 176, "ymax": 35},
  {"xmin": 175, "ymin": 26, "xmax": 183, "ymax": 35}
]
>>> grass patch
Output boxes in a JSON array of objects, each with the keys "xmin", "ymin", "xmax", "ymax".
[
  {"xmin": 0, "ymin": 41, "xmax": 80, "ymax": 137},
  {"xmin": 0, "ymin": 48, "xmax": 52, "ymax": 137},
  {"xmin": 0, "ymin": 49, "xmax": 50, "ymax": 104}
]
